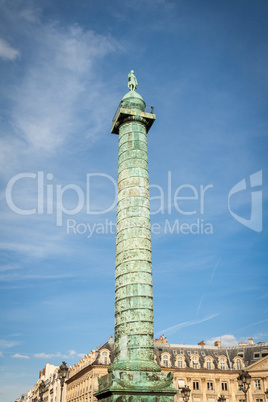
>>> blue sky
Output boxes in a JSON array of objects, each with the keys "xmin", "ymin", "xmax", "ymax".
[{"xmin": 0, "ymin": 0, "xmax": 268, "ymax": 400}]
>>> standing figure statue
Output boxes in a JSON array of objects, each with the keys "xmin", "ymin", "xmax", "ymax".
[{"xmin": 128, "ymin": 70, "xmax": 138, "ymax": 91}]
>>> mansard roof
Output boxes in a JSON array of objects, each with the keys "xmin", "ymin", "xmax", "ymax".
[
  {"xmin": 68, "ymin": 338, "xmax": 268, "ymax": 381},
  {"xmin": 152, "ymin": 341, "xmax": 268, "ymax": 369}
]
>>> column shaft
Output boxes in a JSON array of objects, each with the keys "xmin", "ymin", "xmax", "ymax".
[{"xmin": 113, "ymin": 119, "xmax": 155, "ymax": 370}]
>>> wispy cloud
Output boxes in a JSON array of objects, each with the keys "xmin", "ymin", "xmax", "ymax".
[
  {"xmin": 0, "ymin": 14, "xmax": 122, "ymax": 269},
  {"xmin": 196, "ymin": 258, "xmax": 220, "ymax": 315},
  {"xmin": 11, "ymin": 353, "xmax": 30, "ymax": 359},
  {"xmin": 0, "ymin": 339, "xmax": 20, "ymax": 348},
  {"xmin": 239, "ymin": 318, "xmax": 268, "ymax": 331},
  {"xmin": 34, "ymin": 350, "xmax": 85, "ymax": 359},
  {"xmin": 68, "ymin": 350, "xmax": 85, "ymax": 359},
  {"xmin": 0, "ymin": 19, "xmax": 121, "ymax": 179},
  {"xmin": 34, "ymin": 352, "xmax": 61, "ymax": 359},
  {"xmin": 11, "ymin": 25, "xmax": 117, "ymax": 154},
  {"xmin": 156, "ymin": 313, "xmax": 219, "ymax": 336},
  {"xmin": 252, "ymin": 333, "xmax": 268, "ymax": 340},
  {"xmin": 0, "ymin": 38, "xmax": 19, "ymax": 60}
]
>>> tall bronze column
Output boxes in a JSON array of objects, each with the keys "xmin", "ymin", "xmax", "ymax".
[{"xmin": 95, "ymin": 71, "xmax": 178, "ymax": 401}]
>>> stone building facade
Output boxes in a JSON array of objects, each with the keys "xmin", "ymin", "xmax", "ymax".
[
  {"xmin": 66, "ymin": 337, "xmax": 268, "ymax": 402},
  {"xmin": 15, "ymin": 362, "xmax": 68, "ymax": 402}
]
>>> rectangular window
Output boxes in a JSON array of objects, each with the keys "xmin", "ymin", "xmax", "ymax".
[
  {"xmin": 238, "ymin": 384, "xmax": 243, "ymax": 391},
  {"xmin": 222, "ymin": 382, "xmax": 228, "ymax": 391},
  {"xmin": 254, "ymin": 353, "xmax": 260, "ymax": 359},
  {"xmin": 193, "ymin": 381, "xmax": 199, "ymax": 390},
  {"xmin": 256, "ymin": 399, "xmax": 263, "ymax": 402},
  {"xmin": 254, "ymin": 380, "xmax": 261, "ymax": 390},
  {"xmin": 178, "ymin": 380, "xmax": 185, "ymax": 388},
  {"xmin": 207, "ymin": 382, "xmax": 214, "ymax": 391}
]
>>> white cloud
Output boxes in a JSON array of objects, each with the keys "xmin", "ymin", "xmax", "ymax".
[
  {"xmin": 19, "ymin": 6, "xmax": 41, "ymax": 23},
  {"xmin": 10, "ymin": 24, "xmax": 118, "ymax": 154},
  {"xmin": 0, "ymin": 339, "xmax": 20, "ymax": 348},
  {"xmin": 76, "ymin": 353, "xmax": 86, "ymax": 358},
  {"xmin": 34, "ymin": 352, "xmax": 61, "ymax": 359},
  {"xmin": 0, "ymin": 19, "xmax": 121, "ymax": 183},
  {"xmin": 0, "ymin": 352, "xmax": 3, "ymax": 357},
  {"xmin": 34, "ymin": 350, "xmax": 85, "ymax": 359},
  {"xmin": 0, "ymin": 38, "xmax": 19, "ymax": 60},
  {"xmin": 206, "ymin": 334, "xmax": 238, "ymax": 346},
  {"xmin": 12, "ymin": 353, "xmax": 30, "ymax": 359},
  {"xmin": 68, "ymin": 350, "xmax": 85, "ymax": 358}
]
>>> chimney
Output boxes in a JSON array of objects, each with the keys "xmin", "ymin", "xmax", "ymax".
[
  {"xmin": 248, "ymin": 337, "xmax": 253, "ymax": 345},
  {"xmin": 214, "ymin": 341, "xmax": 221, "ymax": 347},
  {"xmin": 198, "ymin": 340, "xmax": 206, "ymax": 346},
  {"xmin": 154, "ymin": 335, "xmax": 168, "ymax": 343}
]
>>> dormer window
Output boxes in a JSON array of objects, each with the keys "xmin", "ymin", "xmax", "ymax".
[
  {"xmin": 218, "ymin": 356, "xmax": 227, "ymax": 370},
  {"xmin": 176, "ymin": 355, "xmax": 186, "ymax": 369},
  {"xmin": 193, "ymin": 356, "xmax": 198, "ymax": 369},
  {"xmin": 163, "ymin": 355, "xmax": 169, "ymax": 367},
  {"xmin": 102, "ymin": 351, "xmax": 108, "ymax": 364},
  {"xmin": 233, "ymin": 356, "xmax": 244, "ymax": 370},
  {"xmin": 203, "ymin": 356, "xmax": 214, "ymax": 370},
  {"xmin": 190, "ymin": 355, "xmax": 199, "ymax": 369}
]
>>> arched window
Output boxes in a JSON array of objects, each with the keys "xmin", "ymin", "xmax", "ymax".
[
  {"xmin": 220, "ymin": 358, "xmax": 225, "ymax": 370},
  {"xmin": 163, "ymin": 355, "xmax": 169, "ymax": 367},
  {"xmin": 178, "ymin": 357, "xmax": 183, "ymax": 368},
  {"xmin": 237, "ymin": 359, "xmax": 241, "ymax": 370},
  {"xmin": 102, "ymin": 351, "xmax": 108, "ymax": 364},
  {"xmin": 207, "ymin": 358, "xmax": 212, "ymax": 369}
]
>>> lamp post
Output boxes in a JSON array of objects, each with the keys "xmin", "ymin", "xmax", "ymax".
[
  {"xmin": 237, "ymin": 370, "xmax": 251, "ymax": 402},
  {"xmin": 38, "ymin": 380, "xmax": 46, "ymax": 402},
  {"xmin": 218, "ymin": 395, "xmax": 226, "ymax": 402},
  {"xmin": 181, "ymin": 386, "xmax": 191, "ymax": 402},
  {"xmin": 58, "ymin": 361, "xmax": 68, "ymax": 402}
]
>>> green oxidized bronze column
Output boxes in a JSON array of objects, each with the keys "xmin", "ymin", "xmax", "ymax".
[
  {"xmin": 95, "ymin": 71, "xmax": 178, "ymax": 401},
  {"xmin": 112, "ymin": 77, "xmax": 158, "ymax": 373}
]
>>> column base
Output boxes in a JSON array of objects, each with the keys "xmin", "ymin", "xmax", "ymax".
[{"xmin": 95, "ymin": 369, "xmax": 178, "ymax": 401}]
